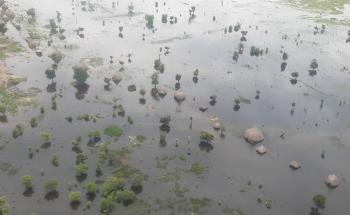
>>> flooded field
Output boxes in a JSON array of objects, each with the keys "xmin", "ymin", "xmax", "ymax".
[{"xmin": 1, "ymin": 0, "xmax": 350, "ymax": 214}]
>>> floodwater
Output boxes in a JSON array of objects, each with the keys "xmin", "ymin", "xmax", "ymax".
[{"xmin": 1, "ymin": 0, "xmax": 350, "ymax": 214}]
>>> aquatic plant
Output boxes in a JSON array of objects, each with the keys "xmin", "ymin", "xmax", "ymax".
[
  {"xmin": 154, "ymin": 58, "xmax": 165, "ymax": 73},
  {"xmin": 49, "ymin": 50, "xmax": 64, "ymax": 64},
  {"xmin": 0, "ymin": 21, "xmax": 7, "ymax": 35},
  {"xmin": 74, "ymin": 163, "xmax": 88, "ymax": 177},
  {"xmin": 128, "ymin": 4, "xmax": 134, "ymax": 16},
  {"xmin": 0, "ymin": 105, "xmax": 6, "ymax": 122},
  {"xmin": 199, "ymin": 131, "xmax": 214, "ymax": 144},
  {"xmin": 12, "ymin": 124, "xmax": 23, "ymax": 139},
  {"xmin": 313, "ymin": 194, "xmax": 326, "ymax": 209},
  {"xmin": 88, "ymin": 130, "xmax": 101, "ymax": 143},
  {"xmin": 0, "ymin": 196, "xmax": 9, "ymax": 215},
  {"xmin": 127, "ymin": 116, "xmax": 133, "ymax": 125},
  {"xmin": 160, "ymin": 132, "xmax": 167, "ymax": 146},
  {"xmin": 233, "ymin": 51, "xmax": 239, "ymax": 62},
  {"xmin": 26, "ymin": 8, "xmax": 36, "ymax": 18},
  {"xmin": 139, "ymin": 89, "xmax": 146, "ymax": 97},
  {"xmin": 162, "ymin": 14, "xmax": 168, "ymax": 23},
  {"xmin": 40, "ymin": 132, "xmax": 51, "ymax": 143},
  {"xmin": 68, "ymin": 191, "xmax": 81, "ymax": 203},
  {"xmin": 76, "ymin": 153, "xmax": 88, "ymax": 164},
  {"xmin": 175, "ymin": 74, "xmax": 182, "ymax": 82},
  {"xmin": 29, "ymin": 117, "xmax": 38, "ymax": 127},
  {"xmin": 115, "ymin": 190, "xmax": 137, "ymax": 205},
  {"xmin": 310, "ymin": 59, "xmax": 319, "ymax": 70},
  {"xmin": 234, "ymin": 22, "xmax": 241, "ymax": 31},
  {"xmin": 160, "ymin": 116, "xmax": 171, "ymax": 131},
  {"xmin": 21, "ymin": 175, "xmax": 33, "ymax": 188},
  {"xmin": 130, "ymin": 174, "xmax": 144, "ymax": 193},
  {"xmin": 187, "ymin": 198, "xmax": 212, "ymax": 214},
  {"xmin": 102, "ymin": 177, "xmax": 125, "ymax": 196},
  {"xmin": 151, "ymin": 72, "xmax": 159, "ymax": 88},
  {"xmin": 250, "ymin": 46, "xmax": 262, "ymax": 57},
  {"xmin": 104, "ymin": 126, "xmax": 123, "ymax": 138},
  {"xmin": 220, "ymin": 125, "xmax": 226, "ymax": 138},
  {"xmin": 72, "ymin": 64, "xmax": 89, "ymax": 86},
  {"xmin": 51, "ymin": 154, "xmax": 59, "ymax": 167},
  {"xmin": 145, "ymin": 14, "xmax": 154, "ymax": 29},
  {"xmin": 190, "ymin": 163, "xmax": 207, "ymax": 175},
  {"xmin": 100, "ymin": 195, "xmax": 116, "ymax": 214},
  {"xmin": 86, "ymin": 182, "xmax": 97, "ymax": 194},
  {"xmin": 44, "ymin": 179, "xmax": 58, "ymax": 193}
]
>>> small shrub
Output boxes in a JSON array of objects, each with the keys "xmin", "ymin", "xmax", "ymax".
[
  {"xmin": 68, "ymin": 191, "xmax": 81, "ymax": 203},
  {"xmin": 102, "ymin": 177, "xmax": 125, "ymax": 196},
  {"xmin": 313, "ymin": 194, "xmax": 326, "ymax": 209},
  {"xmin": 21, "ymin": 175, "xmax": 33, "ymax": 188},
  {"xmin": 51, "ymin": 154, "xmax": 59, "ymax": 167},
  {"xmin": 44, "ymin": 179, "xmax": 58, "ymax": 192},
  {"xmin": 86, "ymin": 182, "xmax": 97, "ymax": 194},
  {"xmin": 75, "ymin": 163, "xmax": 88, "ymax": 177},
  {"xmin": 104, "ymin": 126, "xmax": 123, "ymax": 138}
]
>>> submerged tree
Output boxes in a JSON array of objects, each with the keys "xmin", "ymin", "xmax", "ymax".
[
  {"xmin": 159, "ymin": 116, "xmax": 171, "ymax": 132},
  {"xmin": 145, "ymin": 14, "xmax": 154, "ymax": 29},
  {"xmin": 0, "ymin": 105, "xmax": 7, "ymax": 122},
  {"xmin": 74, "ymin": 163, "xmax": 88, "ymax": 182},
  {"xmin": 21, "ymin": 175, "xmax": 33, "ymax": 189},
  {"xmin": 128, "ymin": 4, "xmax": 134, "ymax": 16},
  {"xmin": 12, "ymin": 124, "xmax": 24, "ymax": 139},
  {"xmin": 199, "ymin": 131, "xmax": 214, "ymax": 144},
  {"xmin": 309, "ymin": 59, "xmax": 319, "ymax": 76},
  {"xmin": 68, "ymin": 191, "xmax": 81, "ymax": 208},
  {"xmin": 232, "ymin": 51, "xmax": 239, "ymax": 63},
  {"xmin": 0, "ymin": 21, "xmax": 7, "ymax": 35},
  {"xmin": 45, "ymin": 69, "xmax": 56, "ymax": 82},
  {"xmin": 44, "ymin": 179, "xmax": 59, "ymax": 200},
  {"xmin": 151, "ymin": 72, "xmax": 159, "ymax": 96},
  {"xmin": 72, "ymin": 63, "xmax": 89, "ymax": 86},
  {"xmin": 21, "ymin": 175, "xmax": 34, "ymax": 196}
]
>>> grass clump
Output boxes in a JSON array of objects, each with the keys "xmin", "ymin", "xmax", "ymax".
[{"xmin": 189, "ymin": 163, "xmax": 207, "ymax": 175}]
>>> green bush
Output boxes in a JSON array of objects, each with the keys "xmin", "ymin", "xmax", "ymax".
[
  {"xmin": 102, "ymin": 177, "xmax": 125, "ymax": 196},
  {"xmin": 51, "ymin": 155, "xmax": 59, "ymax": 167},
  {"xmin": 199, "ymin": 131, "xmax": 214, "ymax": 143},
  {"xmin": 100, "ymin": 195, "xmax": 116, "ymax": 214},
  {"xmin": 104, "ymin": 126, "xmax": 123, "ymax": 138},
  {"xmin": 40, "ymin": 132, "xmax": 51, "ymax": 142},
  {"xmin": 86, "ymin": 182, "xmax": 97, "ymax": 194},
  {"xmin": 68, "ymin": 191, "xmax": 81, "ymax": 203},
  {"xmin": 74, "ymin": 164, "xmax": 88, "ymax": 177},
  {"xmin": 44, "ymin": 179, "xmax": 58, "ymax": 192},
  {"xmin": 21, "ymin": 175, "xmax": 33, "ymax": 188},
  {"xmin": 12, "ymin": 124, "xmax": 23, "ymax": 139},
  {"xmin": 115, "ymin": 190, "xmax": 136, "ymax": 203},
  {"xmin": 313, "ymin": 194, "xmax": 326, "ymax": 209}
]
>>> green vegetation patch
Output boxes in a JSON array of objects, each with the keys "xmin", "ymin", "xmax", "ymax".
[
  {"xmin": 104, "ymin": 126, "xmax": 123, "ymax": 138},
  {"xmin": 287, "ymin": 0, "xmax": 350, "ymax": 14},
  {"xmin": 0, "ymin": 88, "xmax": 37, "ymax": 113},
  {"xmin": 0, "ymin": 37, "xmax": 23, "ymax": 60},
  {"xmin": 159, "ymin": 171, "xmax": 181, "ymax": 183},
  {"xmin": 313, "ymin": 194, "xmax": 326, "ymax": 209},
  {"xmin": 187, "ymin": 198, "xmax": 213, "ymax": 214},
  {"xmin": 314, "ymin": 17, "xmax": 350, "ymax": 26},
  {"xmin": 188, "ymin": 163, "xmax": 207, "ymax": 175}
]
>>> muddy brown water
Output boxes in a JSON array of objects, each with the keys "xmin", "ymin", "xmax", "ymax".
[{"xmin": 1, "ymin": 0, "xmax": 350, "ymax": 214}]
